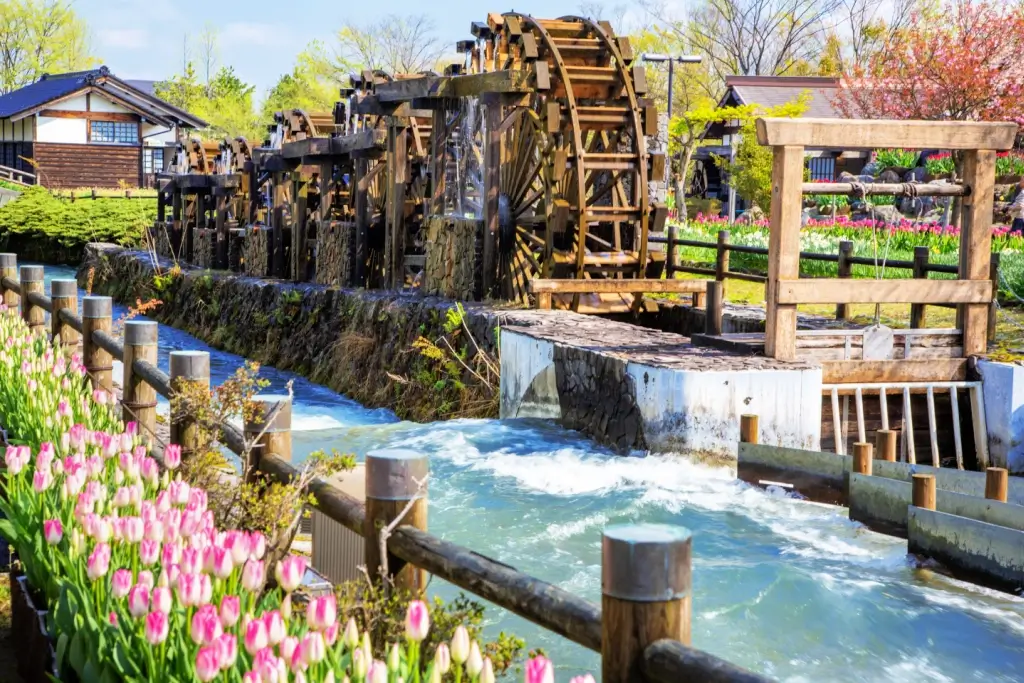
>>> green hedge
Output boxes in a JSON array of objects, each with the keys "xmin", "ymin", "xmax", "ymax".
[{"xmin": 0, "ymin": 186, "xmax": 155, "ymax": 264}]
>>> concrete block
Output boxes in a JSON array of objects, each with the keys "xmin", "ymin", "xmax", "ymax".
[
  {"xmin": 873, "ymin": 459, "xmax": 1024, "ymax": 506},
  {"xmin": 908, "ymin": 507, "xmax": 1024, "ymax": 593},
  {"xmin": 849, "ymin": 473, "xmax": 911, "ymax": 532},
  {"xmin": 978, "ymin": 359, "xmax": 1024, "ymax": 473},
  {"xmin": 738, "ymin": 442, "xmax": 849, "ymax": 484},
  {"xmin": 500, "ymin": 330, "xmax": 558, "ymax": 420}
]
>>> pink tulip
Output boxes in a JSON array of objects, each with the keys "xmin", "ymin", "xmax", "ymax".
[
  {"xmin": 212, "ymin": 545, "xmax": 233, "ymax": 579},
  {"xmin": 405, "ymin": 599, "xmax": 429, "ymax": 641},
  {"xmin": 569, "ymin": 676, "xmax": 597, "ymax": 683},
  {"xmin": 155, "ymin": 490, "xmax": 171, "ymax": 514},
  {"xmin": 123, "ymin": 516, "xmax": 143, "ymax": 544},
  {"xmin": 434, "ymin": 643, "xmax": 451, "ymax": 674},
  {"xmin": 241, "ymin": 559, "xmax": 264, "ymax": 592},
  {"xmin": 144, "ymin": 519, "xmax": 164, "ymax": 543},
  {"xmin": 525, "ymin": 656, "xmax": 555, "ymax": 683},
  {"xmin": 113, "ymin": 486, "xmax": 131, "ymax": 508},
  {"xmin": 307, "ymin": 594, "xmax": 337, "ymax": 631},
  {"xmin": 242, "ymin": 673, "xmax": 260, "ymax": 683},
  {"xmin": 199, "ymin": 573, "xmax": 213, "ymax": 605},
  {"xmin": 176, "ymin": 572, "xmax": 202, "ymax": 608},
  {"xmin": 195, "ymin": 645, "xmax": 221, "ymax": 682},
  {"xmin": 43, "ymin": 519, "xmax": 63, "ymax": 545},
  {"xmin": 244, "ymin": 617, "xmax": 269, "ymax": 655},
  {"xmin": 169, "ymin": 479, "xmax": 190, "ymax": 506},
  {"xmin": 220, "ymin": 595, "xmax": 241, "ymax": 628},
  {"xmin": 451, "ymin": 625, "xmax": 470, "ymax": 663},
  {"xmin": 137, "ymin": 570, "xmax": 155, "ymax": 591},
  {"xmin": 119, "ymin": 432, "xmax": 133, "ymax": 454},
  {"xmin": 181, "ymin": 547, "xmax": 201, "ymax": 574},
  {"xmin": 109, "ymin": 611, "xmax": 118, "ymax": 626},
  {"xmin": 324, "ymin": 621, "xmax": 339, "ymax": 646},
  {"xmin": 145, "ymin": 610, "xmax": 169, "ymax": 644},
  {"xmin": 164, "ymin": 444, "xmax": 182, "ymax": 470},
  {"xmin": 367, "ymin": 660, "xmax": 387, "ymax": 683},
  {"xmin": 224, "ymin": 531, "xmax": 250, "ymax": 566},
  {"xmin": 216, "ymin": 633, "xmax": 238, "ymax": 670},
  {"xmin": 32, "ymin": 468, "xmax": 52, "ymax": 493},
  {"xmin": 275, "ymin": 555, "xmax": 306, "ymax": 593},
  {"xmin": 93, "ymin": 388, "xmax": 109, "ymax": 406},
  {"xmin": 152, "ymin": 586, "xmax": 172, "ymax": 614},
  {"xmin": 264, "ymin": 610, "xmax": 286, "ymax": 646},
  {"xmin": 139, "ymin": 539, "xmax": 160, "ymax": 566},
  {"xmin": 140, "ymin": 457, "xmax": 159, "ymax": 485},
  {"xmin": 111, "ymin": 569, "xmax": 133, "ymax": 599},
  {"xmin": 248, "ymin": 532, "xmax": 266, "ymax": 560},
  {"xmin": 300, "ymin": 632, "xmax": 326, "ymax": 665},
  {"xmin": 86, "ymin": 544, "xmax": 110, "ymax": 581},
  {"xmin": 162, "ymin": 540, "xmax": 182, "ymax": 567},
  {"xmin": 481, "ymin": 657, "xmax": 495, "ymax": 683},
  {"xmin": 191, "ymin": 604, "xmax": 224, "ymax": 646},
  {"xmin": 4, "ymin": 446, "xmax": 25, "ymax": 475},
  {"xmin": 127, "ymin": 584, "xmax": 150, "ymax": 618}
]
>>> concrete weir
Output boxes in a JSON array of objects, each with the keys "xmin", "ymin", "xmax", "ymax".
[{"xmin": 500, "ymin": 313, "xmax": 823, "ymax": 459}]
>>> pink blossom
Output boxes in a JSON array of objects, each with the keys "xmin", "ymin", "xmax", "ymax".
[
  {"xmin": 220, "ymin": 595, "xmax": 241, "ymax": 628},
  {"xmin": 86, "ymin": 544, "xmax": 110, "ymax": 581},
  {"xmin": 139, "ymin": 539, "xmax": 160, "ymax": 566},
  {"xmin": 307, "ymin": 594, "xmax": 337, "ymax": 632},
  {"xmin": 43, "ymin": 519, "xmax": 63, "ymax": 545},
  {"xmin": 32, "ymin": 468, "xmax": 53, "ymax": 493},
  {"xmin": 164, "ymin": 444, "xmax": 182, "ymax": 470},
  {"xmin": 92, "ymin": 388, "xmax": 109, "ymax": 406},
  {"xmin": 195, "ymin": 645, "xmax": 221, "ymax": 682},
  {"xmin": 216, "ymin": 633, "xmax": 238, "ymax": 670},
  {"xmin": 145, "ymin": 610, "xmax": 169, "ymax": 645},
  {"xmin": 275, "ymin": 555, "xmax": 306, "ymax": 593},
  {"xmin": 123, "ymin": 517, "xmax": 144, "ymax": 544},
  {"xmin": 264, "ymin": 610, "xmax": 286, "ymax": 646},
  {"xmin": 244, "ymin": 617, "xmax": 269, "ymax": 655},
  {"xmin": 176, "ymin": 572, "xmax": 202, "ymax": 608},
  {"xmin": 248, "ymin": 531, "xmax": 266, "ymax": 560},
  {"xmin": 212, "ymin": 545, "xmax": 233, "ymax": 579},
  {"xmin": 525, "ymin": 656, "xmax": 555, "ymax": 683},
  {"xmin": 152, "ymin": 586, "xmax": 172, "ymax": 614},
  {"xmin": 137, "ymin": 570, "xmax": 155, "ymax": 590},
  {"xmin": 405, "ymin": 599, "xmax": 429, "ymax": 642},
  {"xmin": 127, "ymin": 584, "xmax": 150, "ymax": 618},
  {"xmin": 300, "ymin": 632, "xmax": 326, "ymax": 666},
  {"xmin": 111, "ymin": 569, "xmax": 133, "ymax": 599},
  {"xmin": 191, "ymin": 604, "xmax": 224, "ymax": 646},
  {"xmin": 368, "ymin": 660, "xmax": 388, "ymax": 683}
]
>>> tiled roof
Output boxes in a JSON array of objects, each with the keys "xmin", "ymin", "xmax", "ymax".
[
  {"xmin": 725, "ymin": 76, "xmax": 843, "ymax": 118},
  {"xmin": 124, "ymin": 79, "xmax": 157, "ymax": 97},
  {"xmin": 0, "ymin": 66, "xmax": 206, "ymax": 128}
]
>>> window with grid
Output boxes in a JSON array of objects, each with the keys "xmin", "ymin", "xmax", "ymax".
[
  {"xmin": 90, "ymin": 121, "xmax": 138, "ymax": 144},
  {"xmin": 143, "ymin": 147, "xmax": 164, "ymax": 174}
]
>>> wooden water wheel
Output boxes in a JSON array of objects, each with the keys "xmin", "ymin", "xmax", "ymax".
[{"xmin": 486, "ymin": 13, "xmax": 662, "ymax": 310}]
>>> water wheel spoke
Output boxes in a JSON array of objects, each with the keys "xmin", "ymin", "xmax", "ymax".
[{"xmin": 516, "ymin": 225, "xmax": 546, "ymax": 247}]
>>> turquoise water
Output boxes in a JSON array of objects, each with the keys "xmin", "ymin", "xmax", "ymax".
[{"xmin": 41, "ymin": 266, "xmax": 1024, "ymax": 682}]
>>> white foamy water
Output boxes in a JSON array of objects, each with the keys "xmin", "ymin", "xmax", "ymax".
[{"xmin": 41, "ymin": 264, "xmax": 1024, "ymax": 682}]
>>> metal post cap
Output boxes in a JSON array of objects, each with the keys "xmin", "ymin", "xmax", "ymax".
[
  {"xmin": 0, "ymin": 253, "xmax": 15, "ymax": 268},
  {"xmin": 124, "ymin": 320, "xmax": 158, "ymax": 345},
  {"xmin": 169, "ymin": 351, "xmax": 210, "ymax": 381},
  {"xmin": 602, "ymin": 524, "xmax": 692, "ymax": 602},
  {"xmin": 365, "ymin": 449, "xmax": 429, "ymax": 500},
  {"xmin": 82, "ymin": 296, "xmax": 112, "ymax": 318},
  {"xmin": 51, "ymin": 279, "xmax": 78, "ymax": 297},
  {"xmin": 19, "ymin": 265, "xmax": 43, "ymax": 282},
  {"xmin": 244, "ymin": 395, "xmax": 292, "ymax": 433}
]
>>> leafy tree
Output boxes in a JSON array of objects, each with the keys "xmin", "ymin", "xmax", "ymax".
[
  {"xmin": 302, "ymin": 14, "xmax": 449, "ymax": 79},
  {"xmin": 836, "ymin": 0, "xmax": 1024, "ymax": 122},
  {"xmin": 710, "ymin": 93, "xmax": 810, "ymax": 212},
  {"xmin": 0, "ymin": 0, "xmax": 95, "ymax": 94},
  {"xmin": 261, "ymin": 47, "xmax": 340, "ymax": 122}
]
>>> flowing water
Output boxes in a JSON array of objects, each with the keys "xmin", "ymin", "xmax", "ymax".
[{"xmin": 43, "ymin": 266, "xmax": 1024, "ymax": 682}]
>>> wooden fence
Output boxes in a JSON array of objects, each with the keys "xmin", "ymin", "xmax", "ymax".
[
  {"xmin": 0, "ymin": 163, "xmax": 35, "ymax": 187},
  {"xmin": 0, "ymin": 253, "xmax": 774, "ymax": 683},
  {"xmin": 650, "ymin": 230, "xmax": 1001, "ymax": 331}
]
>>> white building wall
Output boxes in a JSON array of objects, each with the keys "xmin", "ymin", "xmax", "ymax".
[
  {"xmin": 142, "ymin": 123, "xmax": 177, "ymax": 145},
  {"xmin": 47, "ymin": 94, "xmax": 89, "ymax": 112},
  {"xmin": 0, "ymin": 118, "xmax": 33, "ymax": 141},
  {"xmin": 36, "ymin": 116, "xmax": 87, "ymax": 143},
  {"xmin": 90, "ymin": 96, "xmax": 133, "ymax": 114}
]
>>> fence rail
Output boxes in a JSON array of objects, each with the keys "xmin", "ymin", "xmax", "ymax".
[
  {"xmin": 0, "ymin": 254, "xmax": 772, "ymax": 683},
  {"xmin": 651, "ymin": 229, "xmax": 999, "ymax": 331},
  {"xmin": 0, "ymin": 163, "xmax": 35, "ymax": 187}
]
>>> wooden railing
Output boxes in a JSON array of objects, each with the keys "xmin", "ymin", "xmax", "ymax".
[
  {"xmin": 0, "ymin": 163, "xmax": 35, "ymax": 187},
  {"xmin": 0, "ymin": 254, "xmax": 774, "ymax": 683}
]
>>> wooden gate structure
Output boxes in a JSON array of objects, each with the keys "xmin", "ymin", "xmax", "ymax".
[{"xmin": 148, "ymin": 12, "xmax": 673, "ymax": 311}]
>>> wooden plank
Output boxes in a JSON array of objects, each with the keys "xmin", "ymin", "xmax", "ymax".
[
  {"xmin": 374, "ymin": 70, "xmax": 536, "ymax": 102},
  {"xmin": 755, "ymin": 118, "xmax": 1017, "ymax": 151},
  {"xmin": 483, "ymin": 100, "xmax": 501, "ymax": 297},
  {"xmin": 529, "ymin": 278, "xmax": 708, "ymax": 294},
  {"xmin": 776, "ymin": 279, "xmax": 992, "ymax": 305},
  {"xmin": 765, "ymin": 145, "xmax": 804, "ymax": 360},
  {"xmin": 960, "ymin": 149, "xmax": 996, "ymax": 356},
  {"xmin": 39, "ymin": 109, "xmax": 141, "ymax": 122},
  {"xmin": 821, "ymin": 359, "xmax": 967, "ymax": 384}
]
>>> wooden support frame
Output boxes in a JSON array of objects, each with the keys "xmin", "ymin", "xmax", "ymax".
[
  {"xmin": 354, "ymin": 157, "xmax": 369, "ymax": 287},
  {"xmin": 756, "ymin": 118, "xmax": 1017, "ymax": 150},
  {"xmin": 776, "ymin": 279, "xmax": 992, "ymax": 305},
  {"xmin": 482, "ymin": 96, "xmax": 502, "ymax": 298},
  {"xmin": 764, "ymin": 145, "xmax": 804, "ymax": 360}
]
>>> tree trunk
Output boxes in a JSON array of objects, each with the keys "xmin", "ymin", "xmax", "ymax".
[{"xmin": 676, "ymin": 146, "xmax": 696, "ymax": 222}]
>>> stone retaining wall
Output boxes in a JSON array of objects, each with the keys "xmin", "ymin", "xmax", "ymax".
[
  {"xmin": 315, "ymin": 221, "xmax": 354, "ymax": 287},
  {"xmin": 423, "ymin": 215, "xmax": 481, "ymax": 300},
  {"xmin": 243, "ymin": 229, "xmax": 269, "ymax": 277},
  {"xmin": 193, "ymin": 228, "xmax": 215, "ymax": 269}
]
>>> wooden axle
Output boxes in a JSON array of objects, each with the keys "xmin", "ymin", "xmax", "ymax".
[{"xmin": 802, "ymin": 182, "xmax": 968, "ymax": 197}]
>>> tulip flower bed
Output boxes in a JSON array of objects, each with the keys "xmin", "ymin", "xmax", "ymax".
[
  {"xmin": 0, "ymin": 307, "xmax": 590, "ymax": 683},
  {"xmin": 673, "ymin": 215, "xmax": 1024, "ymax": 295}
]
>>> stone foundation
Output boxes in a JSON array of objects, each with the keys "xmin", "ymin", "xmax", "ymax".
[
  {"xmin": 146, "ymin": 222, "xmax": 176, "ymax": 260},
  {"xmin": 193, "ymin": 229, "xmax": 215, "ymax": 269},
  {"xmin": 423, "ymin": 215, "xmax": 481, "ymax": 300},
  {"xmin": 315, "ymin": 221, "xmax": 355, "ymax": 287},
  {"xmin": 243, "ymin": 228, "xmax": 269, "ymax": 277}
]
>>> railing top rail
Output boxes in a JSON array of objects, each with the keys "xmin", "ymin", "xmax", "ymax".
[{"xmin": 755, "ymin": 117, "xmax": 1017, "ymax": 151}]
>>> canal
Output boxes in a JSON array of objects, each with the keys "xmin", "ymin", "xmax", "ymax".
[{"xmin": 43, "ymin": 265, "xmax": 1024, "ymax": 682}]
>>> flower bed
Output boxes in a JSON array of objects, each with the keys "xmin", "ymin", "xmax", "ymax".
[
  {"xmin": 675, "ymin": 215, "xmax": 1024, "ymax": 295},
  {"xmin": 0, "ymin": 307, "xmax": 589, "ymax": 683}
]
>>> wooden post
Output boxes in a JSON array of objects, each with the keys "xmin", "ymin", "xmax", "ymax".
[
  {"xmin": 169, "ymin": 351, "xmax": 210, "ymax": 460},
  {"xmin": 389, "ymin": 124, "xmax": 408, "ymax": 289},
  {"xmin": 911, "ymin": 473, "xmax": 936, "ymax": 510},
  {"xmin": 705, "ymin": 281, "xmax": 723, "ymax": 336},
  {"xmin": 294, "ymin": 172, "xmax": 309, "ymax": 282},
  {"xmin": 171, "ymin": 190, "xmax": 184, "ymax": 258},
  {"xmin": 740, "ymin": 414, "xmax": 759, "ymax": 444},
  {"xmin": 122, "ymin": 321, "xmax": 158, "ymax": 443},
  {"xmin": 984, "ymin": 467, "xmax": 1008, "ymax": 503},
  {"xmin": 482, "ymin": 98, "xmax": 501, "ymax": 298},
  {"xmin": 364, "ymin": 449, "xmax": 428, "ymax": 592},
  {"xmin": 988, "ymin": 252, "xmax": 1000, "ymax": 342},
  {"xmin": 536, "ymin": 292, "xmax": 552, "ymax": 310},
  {"xmin": 272, "ymin": 176, "xmax": 287, "ymax": 278},
  {"xmin": 875, "ymin": 429, "xmax": 897, "ymax": 462},
  {"xmin": 0, "ymin": 253, "xmax": 18, "ymax": 310},
  {"xmin": 243, "ymin": 395, "xmax": 292, "ymax": 483},
  {"xmin": 354, "ymin": 158, "xmax": 369, "ymax": 287},
  {"xmin": 835, "ymin": 240, "xmax": 853, "ymax": 321},
  {"xmin": 909, "ymin": 246, "xmax": 930, "ymax": 329},
  {"xmin": 601, "ymin": 524, "xmax": 691, "ymax": 683},
  {"xmin": 852, "ymin": 442, "xmax": 873, "ymax": 476},
  {"xmin": 764, "ymin": 145, "xmax": 804, "ymax": 360},
  {"xmin": 19, "ymin": 265, "xmax": 45, "ymax": 337},
  {"xmin": 959, "ymin": 149, "xmax": 995, "ymax": 356},
  {"xmin": 82, "ymin": 296, "xmax": 113, "ymax": 395},
  {"xmin": 50, "ymin": 279, "xmax": 79, "ymax": 352},
  {"xmin": 715, "ymin": 230, "xmax": 730, "ymax": 283},
  {"xmin": 215, "ymin": 192, "xmax": 228, "ymax": 270},
  {"xmin": 666, "ymin": 222, "xmax": 677, "ymax": 277},
  {"xmin": 157, "ymin": 190, "xmax": 166, "ymax": 223}
]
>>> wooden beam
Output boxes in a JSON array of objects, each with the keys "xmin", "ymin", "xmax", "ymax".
[
  {"xmin": 39, "ymin": 109, "xmax": 140, "ymax": 122},
  {"xmin": 755, "ymin": 118, "xmax": 1017, "ymax": 151},
  {"xmin": 764, "ymin": 145, "xmax": 804, "ymax": 360},
  {"xmin": 776, "ymin": 279, "xmax": 992, "ymax": 305},
  {"xmin": 373, "ymin": 69, "xmax": 536, "ymax": 102},
  {"xmin": 482, "ymin": 100, "xmax": 501, "ymax": 297},
  {"xmin": 822, "ymin": 359, "xmax": 967, "ymax": 384},
  {"xmin": 960, "ymin": 149, "xmax": 996, "ymax": 356},
  {"xmin": 529, "ymin": 278, "xmax": 708, "ymax": 294}
]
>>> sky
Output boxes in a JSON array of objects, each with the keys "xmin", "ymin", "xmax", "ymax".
[{"xmin": 75, "ymin": 0, "xmax": 647, "ymax": 99}]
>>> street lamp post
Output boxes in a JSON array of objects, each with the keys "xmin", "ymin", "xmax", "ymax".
[{"xmin": 640, "ymin": 53, "xmax": 702, "ymax": 271}]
